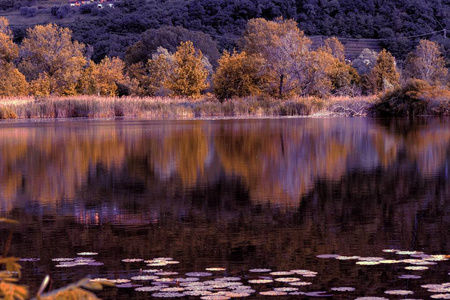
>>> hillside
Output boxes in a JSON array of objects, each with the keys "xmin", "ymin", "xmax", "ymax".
[{"xmin": 1, "ymin": 0, "xmax": 449, "ymax": 64}]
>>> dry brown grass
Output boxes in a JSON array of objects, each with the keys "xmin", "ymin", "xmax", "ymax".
[{"xmin": 0, "ymin": 95, "xmax": 377, "ymax": 120}]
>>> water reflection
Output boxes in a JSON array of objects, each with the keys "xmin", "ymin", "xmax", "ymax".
[
  {"xmin": 0, "ymin": 118, "xmax": 449, "ymax": 297},
  {"xmin": 1, "ymin": 118, "xmax": 449, "ymax": 212}
]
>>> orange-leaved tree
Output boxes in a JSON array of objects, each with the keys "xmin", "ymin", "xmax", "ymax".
[
  {"xmin": 0, "ymin": 17, "xmax": 28, "ymax": 96},
  {"xmin": 78, "ymin": 57, "xmax": 127, "ymax": 96},
  {"xmin": 19, "ymin": 24, "xmax": 86, "ymax": 96},
  {"xmin": 127, "ymin": 47, "xmax": 175, "ymax": 96},
  {"xmin": 167, "ymin": 41, "xmax": 209, "ymax": 98},
  {"xmin": 369, "ymin": 49, "xmax": 400, "ymax": 93},
  {"xmin": 240, "ymin": 17, "xmax": 311, "ymax": 98},
  {"xmin": 212, "ymin": 50, "xmax": 265, "ymax": 101}
]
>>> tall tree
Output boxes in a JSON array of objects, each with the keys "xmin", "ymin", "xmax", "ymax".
[
  {"xmin": 0, "ymin": 17, "xmax": 19, "ymax": 63},
  {"xmin": 19, "ymin": 24, "xmax": 86, "ymax": 96},
  {"xmin": 404, "ymin": 39, "xmax": 448, "ymax": 85},
  {"xmin": 240, "ymin": 17, "xmax": 311, "ymax": 98},
  {"xmin": 369, "ymin": 49, "xmax": 400, "ymax": 93},
  {"xmin": 167, "ymin": 41, "xmax": 209, "ymax": 98},
  {"xmin": 0, "ymin": 17, "xmax": 28, "ymax": 96}
]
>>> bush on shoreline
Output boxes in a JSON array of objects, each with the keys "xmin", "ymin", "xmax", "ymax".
[{"xmin": 371, "ymin": 79, "xmax": 450, "ymax": 116}]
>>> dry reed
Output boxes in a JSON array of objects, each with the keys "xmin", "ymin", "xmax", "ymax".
[{"xmin": 0, "ymin": 95, "xmax": 377, "ymax": 120}]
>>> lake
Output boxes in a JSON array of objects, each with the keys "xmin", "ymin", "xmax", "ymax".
[{"xmin": 0, "ymin": 117, "xmax": 449, "ymax": 299}]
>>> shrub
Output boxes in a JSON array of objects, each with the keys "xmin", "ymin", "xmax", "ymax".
[
  {"xmin": 26, "ymin": 6, "xmax": 37, "ymax": 17},
  {"xmin": 50, "ymin": 5, "xmax": 59, "ymax": 16},
  {"xmin": 56, "ymin": 5, "xmax": 70, "ymax": 19},
  {"xmin": 19, "ymin": 6, "xmax": 28, "ymax": 16},
  {"xmin": 372, "ymin": 79, "xmax": 450, "ymax": 116},
  {"xmin": 79, "ymin": 4, "xmax": 94, "ymax": 14}
]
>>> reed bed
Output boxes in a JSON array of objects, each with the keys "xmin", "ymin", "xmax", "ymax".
[{"xmin": 0, "ymin": 95, "xmax": 377, "ymax": 120}]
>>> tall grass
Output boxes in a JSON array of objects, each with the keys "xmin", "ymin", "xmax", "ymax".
[{"xmin": 0, "ymin": 95, "xmax": 377, "ymax": 120}]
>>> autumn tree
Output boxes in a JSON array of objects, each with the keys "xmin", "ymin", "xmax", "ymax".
[
  {"xmin": 240, "ymin": 18, "xmax": 311, "ymax": 98},
  {"xmin": 78, "ymin": 57, "xmax": 128, "ymax": 96},
  {"xmin": 0, "ymin": 17, "xmax": 28, "ymax": 96},
  {"xmin": 404, "ymin": 40, "xmax": 448, "ymax": 85},
  {"xmin": 368, "ymin": 49, "xmax": 399, "ymax": 93},
  {"xmin": 0, "ymin": 17, "xmax": 19, "ymax": 63},
  {"xmin": 212, "ymin": 50, "xmax": 265, "ymax": 101},
  {"xmin": 318, "ymin": 38, "xmax": 360, "ymax": 95},
  {"xmin": 128, "ymin": 47, "xmax": 174, "ymax": 96},
  {"xmin": 167, "ymin": 41, "xmax": 209, "ymax": 98},
  {"xmin": 19, "ymin": 24, "xmax": 86, "ymax": 96},
  {"xmin": 296, "ymin": 49, "xmax": 334, "ymax": 97},
  {"xmin": 0, "ymin": 63, "xmax": 29, "ymax": 96},
  {"xmin": 323, "ymin": 37, "xmax": 345, "ymax": 61}
]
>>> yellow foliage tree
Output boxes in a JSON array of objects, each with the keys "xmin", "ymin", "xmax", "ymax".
[
  {"xmin": 212, "ymin": 50, "xmax": 266, "ymax": 101},
  {"xmin": 127, "ymin": 47, "xmax": 174, "ymax": 96},
  {"xmin": 167, "ymin": 41, "xmax": 209, "ymax": 98},
  {"xmin": 78, "ymin": 57, "xmax": 127, "ymax": 96},
  {"xmin": 299, "ymin": 50, "xmax": 334, "ymax": 97},
  {"xmin": 241, "ymin": 17, "xmax": 311, "ymax": 98},
  {"xmin": 369, "ymin": 49, "xmax": 400, "ymax": 93},
  {"xmin": 323, "ymin": 37, "xmax": 345, "ymax": 61},
  {"xmin": 0, "ymin": 17, "xmax": 18, "ymax": 63},
  {"xmin": 318, "ymin": 38, "xmax": 360, "ymax": 95},
  {"xmin": 0, "ymin": 17, "xmax": 28, "ymax": 96},
  {"xmin": 19, "ymin": 24, "xmax": 86, "ymax": 96},
  {"xmin": 0, "ymin": 63, "xmax": 29, "ymax": 96}
]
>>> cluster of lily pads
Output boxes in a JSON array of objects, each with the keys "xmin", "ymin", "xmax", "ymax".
[
  {"xmin": 39, "ymin": 248, "xmax": 449, "ymax": 299},
  {"xmin": 51, "ymin": 252, "xmax": 104, "ymax": 268},
  {"xmin": 87, "ymin": 257, "xmax": 334, "ymax": 298},
  {"xmin": 318, "ymin": 249, "xmax": 450, "ymax": 299}
]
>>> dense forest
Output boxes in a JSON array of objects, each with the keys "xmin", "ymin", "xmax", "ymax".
[{"xmin": 2, "ymin": 0, "xmax": 450, "ymax": 63}]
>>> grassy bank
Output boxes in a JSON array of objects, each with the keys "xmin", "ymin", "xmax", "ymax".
[{"xmin": 0, "ymin": 95, "xmax": 377, "ymax": 120}]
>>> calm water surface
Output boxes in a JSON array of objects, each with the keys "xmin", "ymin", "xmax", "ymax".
[{"xmin": 0, "ymin": 117, "xmax": 449, "ymax": 299}]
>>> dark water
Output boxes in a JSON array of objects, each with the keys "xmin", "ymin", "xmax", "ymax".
[{"xmin": 0, "ymin": 117, "xmax": 449, "ymax": 299}]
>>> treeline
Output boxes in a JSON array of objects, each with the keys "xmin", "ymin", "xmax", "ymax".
[
  {"xmin": 3, "ymin": 0, "xmax": 450, "ymax": 64},
  {"xmin": 0, "ymin": 17, "xmax": 449, "ymax": 106}
]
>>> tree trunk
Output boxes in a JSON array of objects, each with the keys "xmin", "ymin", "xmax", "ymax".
[{"xmin": 279, "ymin": 74, "xmax": 284, "ymax": 98}]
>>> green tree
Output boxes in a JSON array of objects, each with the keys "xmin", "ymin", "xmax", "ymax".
[
  {"xmin": 167, "ymin": 41, "xmax": 209, "ymax": 98},
  {"xmin": 212, "ymin": 50, "xmax": 265, "ymax": 101},
  {"xmin": 19, "ymin": 24, "xmax": 86, "ymax": 96},
  {"xmin": 241, "ymin": 18, "xmax": 311, "ymax": 98},
  {"xmin": 369, "ymin": 49, "xmax": 399, "ymax": 93},
  {"xmin": 404, "ymin": 39, "xmax": 448, "ymax": 85}
]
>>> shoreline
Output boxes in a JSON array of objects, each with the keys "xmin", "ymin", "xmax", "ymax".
[{"xmin": 0, "ymin": 95, "xmax": 378, "ymax": 120}]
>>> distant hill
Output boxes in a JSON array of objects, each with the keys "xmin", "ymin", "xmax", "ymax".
[{"xmin": 2, "ymin": 0, "xmax": 449, "ymax": 64}]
